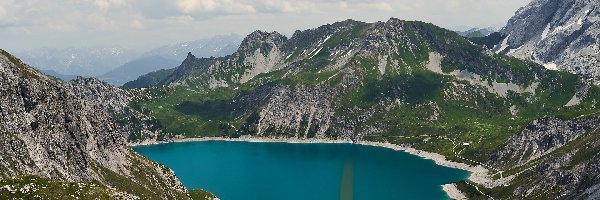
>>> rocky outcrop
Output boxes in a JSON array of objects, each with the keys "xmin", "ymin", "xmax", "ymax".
[
  {"xmin": 68, "ymin": 77, "xmax": 130, "ymax": 113},
  {"xmin": 491, "ymin": 116, "xmax": 600, "ymax": 168},
  {"xmin": 257, "ymin": 85, "xmax": 335, "ymax": 138},
  {"xmin": 0, "ymin": 51, "xmax": 129, "ymax": 181},
  {"xmin": 0, "ymin": 49, "xmax": 188, "ymax": 199},
  {"xmin": 68, "ymin": 77, "xmax": 175, "ymax": 143},
  {"xmin": 489, "ymin": 115, "xmax": 600, "ymax": 199}
]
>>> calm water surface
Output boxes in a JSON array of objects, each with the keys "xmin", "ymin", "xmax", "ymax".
[{"xmin": 133, "ymin": 141, "xmax": 468, "ymax": 200}]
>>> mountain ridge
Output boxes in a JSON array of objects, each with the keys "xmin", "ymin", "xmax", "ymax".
[
  {"xmin": 0, "ymin": 49, "xmax": 194, "ymax": 199},
  {"xmin": 496, "ymin": 0, "xmax": 600, "ymax": 83}
]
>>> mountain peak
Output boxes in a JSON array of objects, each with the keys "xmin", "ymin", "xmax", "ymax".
[
  {"xmin": 186, "ymin": 52, "xmax": 196, "ymax": 59},
  {"xmin": 239, "ymin": 30, "xmax": 287, "ymax": 53}
]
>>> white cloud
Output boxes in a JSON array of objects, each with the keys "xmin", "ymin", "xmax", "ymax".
[
  {"xmin": 367, "ymin": 2, "xmax": 393, "ymax": 11},
  {"xmin": 176, "ymin": 0, "xmax": 201, "ymax": 13},
  {"xmin": 93, "ymin": 0, "xmax": 127, "ymax": 11},
  {"xmin": 131, "ymin": 18, "xmax": 144, "ymax": 29},
  {"xmin": 259, "ymin": 0, "xmax": 315, "ymax": 13},
  {"xmin": 0, "ymin": 0, "xmax": 533, "ymax": 52},
  {"xmin": 175, "ymin": 0, "xmax": 255, "ymax": 15},
  {"xmin": 0, "ymin": 7, "xmax": 6, "ymax": 21},
  {"xmin": 0, "ymin": 0, "xmax": 15, "ymax": 21}
]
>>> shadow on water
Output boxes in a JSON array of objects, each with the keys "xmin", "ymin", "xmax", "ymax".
[{"xmin": 340, "ymin": 160, "xmax": 353, "ymax": 200}]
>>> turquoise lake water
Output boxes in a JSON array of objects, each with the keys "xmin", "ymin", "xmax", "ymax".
[{"xmin": 133, "ymin": 141, "xmax": 469, "ymax": 200}]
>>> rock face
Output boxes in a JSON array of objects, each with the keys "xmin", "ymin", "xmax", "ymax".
[
  {"xmin": 0, "ymin": 50, "xmax": 188, "ymax": 199},
  {"xmin": 68, "ymin": 77, "xmax": 174, "ymax": 143},
  {"xmin": 492, "ymin": 117, "xmax": 600, "ymax": 167},
  {"xmin": 489, "ymin": 116, "xmax": 600, "ymax": 199},
  {"xmin": 496, "ymin": 0, "xmax": 600, "ymax": 83},
  {"xmin": 256, "ymin": 85, "xmax": 335, "ymax": 138}
]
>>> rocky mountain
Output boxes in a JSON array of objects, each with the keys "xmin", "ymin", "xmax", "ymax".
[
  {"xmin": 0, "ymin": 49, "xmax": 193, "ymax": 199},
  {"xmin": 127, "ymin": 18, "xmax": 600, "ymax": 199},
  {"xmin": 15, "ymin": 47, "xmax": 139, "ymax": 77},
  {"xmin": 68, "ymin": 77, "xmax": 176, "ymax": 143},
  {"xmin": 495, "ymin": 0, "xmax": 600, "ymax": 83}
]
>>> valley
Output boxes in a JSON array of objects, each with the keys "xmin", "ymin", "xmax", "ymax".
[{"xmin": 1, "ymin": 0, "xmax": 600, "ymax": 199}]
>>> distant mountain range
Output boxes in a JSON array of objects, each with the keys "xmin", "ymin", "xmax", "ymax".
[
  {"xmin": 141, "ymin": 34, "xmax": 242, "ymax": 61},
  {"xmin": 98, "ymin": 34, "xmax": 242, "ymax": 86},
  {"xmin": 15, "ymin": 35, "xmax": 243, "ymax": 86},
  {"xmin": 16, "ymin": 47, "xmax": 138, "ymax": 77},
  {"xmin": 97, "ymin": 56, "xmax": 180, "ymax": 86}
]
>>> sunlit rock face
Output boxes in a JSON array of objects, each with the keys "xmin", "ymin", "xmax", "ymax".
[{"xmin": 497, "ymin": 0, "xmax": 600, "ymax": 83}]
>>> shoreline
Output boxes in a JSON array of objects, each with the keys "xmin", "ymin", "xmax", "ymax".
[{"xmin": 131, "ymin": 136, "xmax": 496, "ymax": 200}]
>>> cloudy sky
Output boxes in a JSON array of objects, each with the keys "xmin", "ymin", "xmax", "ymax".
[{"xmin": 0, "ymin": 0, "xmax": 531, "ymax": 52}]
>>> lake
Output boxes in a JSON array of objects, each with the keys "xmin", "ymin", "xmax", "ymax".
[{"xmin": 133, "ymin": 141, "xmax": 469, "ymax": 200}]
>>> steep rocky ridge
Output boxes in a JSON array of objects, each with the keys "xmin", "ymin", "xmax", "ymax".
[
  {"xmin": 495, "ymin": 0, "xmax": 600, "ymax": 83},
  {"xmin": 0, "ymin": 49, "xmax": 189, "ymax": 199},
  {"xmin": 453, "ymin": 114, "xmax": 600, "ymax": 199},
  {"xmin": 442, "ymin": 0, "xmax": 600, "ymax": 198}
]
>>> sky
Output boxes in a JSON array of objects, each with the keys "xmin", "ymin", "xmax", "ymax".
[{"xmin": 0, "ymin": 0, "xmax": 532, "ymax": 52}]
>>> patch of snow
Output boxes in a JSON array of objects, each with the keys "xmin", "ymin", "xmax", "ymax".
[
  {"xmin": 543, "ymin": 62, "xmax": 559, "ymax": 70},
  {"xmin": 552, "ymin": 19, "xmax": 578, "ymax": 34},
  {"xmin": 565, "ymin": 94, "xmax": 582, "ymax": 107},
  {"xmin": 540, "ymin": 24, "xmax": 551, "ymax": 40},
  {"xmin": 320, "ymin": 35, "xmax": 332, "ymax": 46},
  {"xmin": 378, "ymin": 55, "xmax": 388, "ymax": 75},
  {"xmin": 496, "ymin": 35, "xmax": 510, "ymax": 53},
  {"xmin": 343, "ymin": 50, "xmax": 353, "ymax": 58},
  {"xmin": 309, "ymin": 47, "xmax": 323, "ymax": 59},
  {"xmin": 326, "ymin": 72, "xmax": 339, "ymax": 81}
]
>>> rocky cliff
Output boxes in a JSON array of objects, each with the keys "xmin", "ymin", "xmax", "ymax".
[
  {"xmin": 0, "ymin": 49, "xmax": 189, "ymax": 199},
  {"xmin": 496, "ymin": 0, "xmax": 600, "ymax": 83},
  {"xmin": 68, "ymin": 77, "xmax": 175, "ymax": 143}
]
